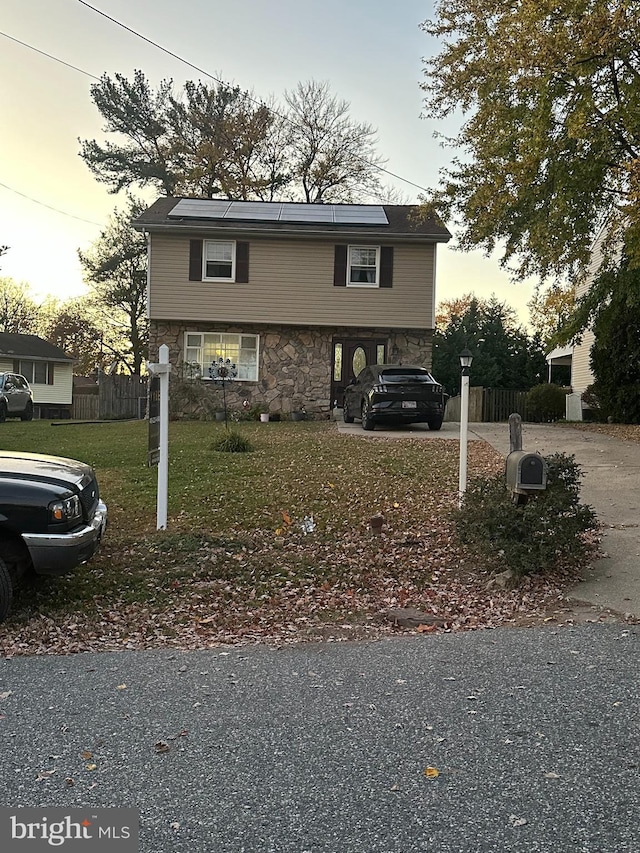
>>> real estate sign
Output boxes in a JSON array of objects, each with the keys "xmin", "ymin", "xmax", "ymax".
[{"xmin": 148, "ymin": 375, "xmax": 160, "ymax": 467}]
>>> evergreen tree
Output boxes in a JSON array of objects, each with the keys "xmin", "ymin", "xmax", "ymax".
[
  {"xmin": 432, "ymin": 296, "xmax": 546, "ymax": 396},
  {"xmin": 589, "ymin": 262, "xmax": 640, "ymax": 422}
]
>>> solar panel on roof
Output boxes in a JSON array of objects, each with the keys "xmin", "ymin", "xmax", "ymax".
[
  {"xmin": 280, "ymin": 203, "xmax": 334, "ymax": 223},
  {"xmin": 167, "ymin": 198, "xmax": 389, "ymax": 225},
  {"xmin": 168, "ymin": 199, "xmax": 231, "ymax": 218},
  {"xmin": 334, "ymin": 206, "xmax": 388, "ymax": 224},
  {"xmin": 224, "ymin": 202, "xmax": 283, "ymax": 220}
]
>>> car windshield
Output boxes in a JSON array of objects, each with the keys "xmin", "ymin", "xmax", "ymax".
[{"xmin": 379, "ymin": 369, "xmax": 434, "ymax": 383}]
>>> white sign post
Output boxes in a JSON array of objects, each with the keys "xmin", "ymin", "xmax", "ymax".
[{"xmin": 147, "ymin": 344, "xmax": 170, "ymax": 530}]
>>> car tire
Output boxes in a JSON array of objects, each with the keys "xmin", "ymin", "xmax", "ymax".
[
  {"xmin": 0, "ymin": 557, "xmax": 12, "ymax": 624},
  {"xmin": 361, "ymin": 404, "xmax": 375, "ymax": 431},
  {"xmin": 0, "ymin": 403, "xmax": 6, "ymax": 424},
  {"xmin": 20, "ymin": 401, "xmax": 33, "ymax": 422},
  {"xmin": 343, "ymin": 399, "xmax": 354, "ymax": 424},
  {"xmin": 428, "ymin": 416, "xmax": 443, "ymax": 431}
]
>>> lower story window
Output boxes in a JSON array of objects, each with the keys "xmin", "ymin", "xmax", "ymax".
[
  {"xmin": 184, "ymin": 332, "xmax": 259, "ymax": 381},
  {"xmin": 19, "ymin": 360, "xmax": 51, "ymax": 384}
]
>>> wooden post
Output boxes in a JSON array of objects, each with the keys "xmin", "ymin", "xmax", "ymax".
[{"xmin": 509, "ymin": 412, "xmax": 522, "ymax": 452}]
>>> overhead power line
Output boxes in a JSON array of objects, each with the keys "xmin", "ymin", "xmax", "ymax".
[
  {"xmin": 0, "ymin": 31, "xmax": 100, "ymax": 80},
  {"xmin": 0, "ymin": 181, "xmax": 104, "ymax": 226}
]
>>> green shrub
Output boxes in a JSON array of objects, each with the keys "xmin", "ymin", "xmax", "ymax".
[
  {"xmin": 581, "ymin": 384, "xmax": 606, "ymax": 422},
  {"xmin": 526, "ymin": 383, "xmax": 567, "ymax": 422},
  {"xmin": 210, "ymin": 429, "xmax": 254, "ymax": 453},
  {"xmin": 455, "ymin": 453, "xmax": 597, "ymax": 577},
  {"xmin": 169, "ymin": 377, "xmax": 220, "ymax": 421},
  {"xmin": 248, "ymin": 403, "xmax": 268, "ymax": 420}
]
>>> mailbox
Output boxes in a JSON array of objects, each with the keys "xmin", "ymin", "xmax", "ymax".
[{"xmin": 505, "ymin": 450, "xmax": 547, "ymax": 496}]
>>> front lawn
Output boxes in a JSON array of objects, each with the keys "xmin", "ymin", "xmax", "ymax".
[{"xmin": 0, "ymin": 420, "xmax": 583, "ymax": 653}]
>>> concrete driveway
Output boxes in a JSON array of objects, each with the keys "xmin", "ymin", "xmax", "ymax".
[{"xmin": 336, "ymin": 413, "xmax": 640, "ymax": 619}]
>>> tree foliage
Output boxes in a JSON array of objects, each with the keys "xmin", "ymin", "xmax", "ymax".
[
  {"xmin": 0, "ymin": 278, "xmax": 41, "ymax": 334},
  {"xmin": 588, "ymin": 261, "xmax": 640, "ymax": 422},
  {"xmin": 78, "ymin": 197, "xmax": 148, "ymax": 375},
  {"xmin": 528, "ymin": 282, "xmax": 576, "ymax": 347},
  {"xmin": 80, "ymin": 72, "xmax": 385, "ymax": 202},
  {"xmin": 421, "ymin": 1, "xmax": 640, "ymax": 281},
  {"xmin": 38, "ymin": 296, "xmax": 125, "ymax": 376},
  {"xmin": 0, "ymin": 245, "xmax": 7, "ymax": 269},
  {"xmin": 432, "ymin": 295, "xmax": 546, "ymax": 395}
]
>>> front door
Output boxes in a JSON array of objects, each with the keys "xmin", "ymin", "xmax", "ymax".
[{"xmin": 331, "ymin": 338, "xmax": 386, "ymax": 409}]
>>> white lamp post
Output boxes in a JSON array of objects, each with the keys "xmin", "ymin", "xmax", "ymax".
[{"xmin": 458, "ymin": 348, "xmax": 473, "ymax": 508}]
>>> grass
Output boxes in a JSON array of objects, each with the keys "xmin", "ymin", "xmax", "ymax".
[{"xmin": 0, "ymin": 418, "xmax": 575, "ymax": 653}]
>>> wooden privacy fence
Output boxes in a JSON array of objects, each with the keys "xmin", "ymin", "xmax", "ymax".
[
  {"xmin": 444, "ymin": 386, "xmax": 483, "ymax": 422},
  {"xmin": 482, "ymin": 388, "xmax": 529, "ymax": 422},
  {"xmin": 444, "ymin": 387, "xmax": 529, "ymax": 423},
  {"xmin": 71, "ymin": 374, "xmax": 147, "ymax": 420}
]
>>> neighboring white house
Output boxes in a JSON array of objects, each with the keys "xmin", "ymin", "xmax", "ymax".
[
  {"xmin": 0, "ymin": 332, "xmax": 74, "ymax": 418},
  {"xmin": 545, "ymin": 224, "xmax": 616, "ymax": 419}
]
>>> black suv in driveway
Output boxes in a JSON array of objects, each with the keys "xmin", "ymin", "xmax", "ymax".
[
  {"xmin": 0, "ymin": 451, "xmax": 107, "ymax": 622},
  {"xmin": 0, "ymin": 372, "xmax": 34, "ymax": 422},
  {"xmin": 343, "ymin": 364, "xmax": 447, "ymax": 431}
]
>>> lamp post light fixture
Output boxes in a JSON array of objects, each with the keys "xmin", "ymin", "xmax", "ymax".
[
  {"xmin": 209, "ymin": 357, "xmax": 238, "ymax": 429},
  {"xmin": 458, "ymin": 348, "xmax": 474, "ymax": 507}
]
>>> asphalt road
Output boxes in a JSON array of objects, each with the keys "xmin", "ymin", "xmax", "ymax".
[{"xmin": 2, "ymin": 624, "xmax": 638, "ymax": 852}]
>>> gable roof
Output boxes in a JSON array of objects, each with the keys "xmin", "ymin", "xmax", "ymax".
[
  {"xmin": 0, "ymin": 332, "xmax": 73, "ymax": 362},
  {"xmin": 134, "ymin": 198, "xmax": 452, "ymax": 243}
]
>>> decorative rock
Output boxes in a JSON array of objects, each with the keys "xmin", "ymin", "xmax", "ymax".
[
  {"xmin": 386, "ymin": 607, "xmax": 445, "ymax": 629},
  {"xmin": 486, "ymin": 568, "xmax": 517, "ymax": 590}
]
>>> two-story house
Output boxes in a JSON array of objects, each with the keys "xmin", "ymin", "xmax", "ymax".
[{"xmin": 134, "ymin": 199, "xmax": 451, "ymax": 416}]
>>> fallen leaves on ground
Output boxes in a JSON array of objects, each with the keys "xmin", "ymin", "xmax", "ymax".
[{"xmin": 0, "ymin": 432, "xmax": 612, "ymax": 656}]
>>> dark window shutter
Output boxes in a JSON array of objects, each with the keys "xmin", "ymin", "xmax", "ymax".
[
  {"xmin": 333, "ymin": 245, "xmax": 347, "ymax": 286},
  {"xmin": 236, "ymin": 242, "xmax": 249, "ymax": 283},
  {"xmin": 380, "ymin": 246, "xmax": 394, "ymax": 288},
  {"xmin": 12, "ymin": 359, "xmax": 19, "ymax": 373},
  {"xmin": 189, "ymin": 240, "xmax": 203, "ymax": 281},
  {"xmin": 48, "ymin": 363, "xmax": 54, "ymax": 385}
]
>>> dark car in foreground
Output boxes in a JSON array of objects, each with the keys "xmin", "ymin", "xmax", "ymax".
[
  {"xmin": 0, "ymin": 372, "xmax": 34, "ymax": 422},
  {"xmin": 0, "ymin": 451, "xmax": 107, "ymax": 622},
  {"xmin": 343, "ymin": 364, "xmax": 447, "ymax": 431}
]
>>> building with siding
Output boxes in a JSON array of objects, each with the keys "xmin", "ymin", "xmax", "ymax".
[
  {"xmin": 546, "ymin": 223, "xmax": 620, "ymax": 418},
  {"xmin": 134, "ymin": 199, "xmax": 451, "ymax": 416},
  {"xmin": 0, "ymin": 332, "xmax": 74, "ymax": 418}
]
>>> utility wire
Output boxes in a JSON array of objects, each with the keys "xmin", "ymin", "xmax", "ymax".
[
  {"xmin": 0, "ymin": 31, "xmax": 100, "ymax": 80},
  {"xmin": 0, "ymin": 181, "xmax": 104, "ymax": 226},
  {"xmin": 76, "ymin": 0, "xmax": 430, "ymax": 195}
]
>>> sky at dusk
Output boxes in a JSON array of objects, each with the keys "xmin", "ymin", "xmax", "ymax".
[{"xmin": 0, "ymin": 0, "xmax": 538, "ymax": 322}]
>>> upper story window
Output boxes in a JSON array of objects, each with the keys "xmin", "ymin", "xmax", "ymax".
[
  {"xmin": 204, "ymin": 241, "xmax": 235, "ymax": 281},
  {"xmin": 348, "ymin": 246, "xmax": 379, "ymax": 286}
]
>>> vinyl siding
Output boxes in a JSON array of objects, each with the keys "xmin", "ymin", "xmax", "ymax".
[
  {"xmin": 571, "ymin": 226, "xmax": 615, "ymax": 395},
  {"xmin": 149, "ymin": 235, "xmax": 436, "ymax": 329},
  {"xmin": 571, "ymin": 328, "xmax": 595, "ymax": 396},
  {"xmin": 31, "ymin": 363, "xmax": 73, "ymax": 405}
]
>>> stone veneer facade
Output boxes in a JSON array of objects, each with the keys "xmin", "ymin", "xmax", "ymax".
[{"xmin": 150, "ymin": 321, "xmax": 433, "ymax": 418}]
